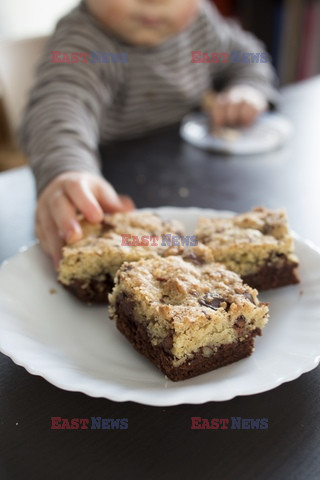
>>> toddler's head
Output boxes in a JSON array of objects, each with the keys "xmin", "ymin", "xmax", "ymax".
[{"xmin": 86, "ymin": 0, "xmax": 201, "ymax": 46}]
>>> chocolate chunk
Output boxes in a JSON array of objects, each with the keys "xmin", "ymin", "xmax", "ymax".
[
  {"xmin": 183, "ymin": 252, "xmax": 205, "ymax": 266},
  {"xmin": 199, "ymin": 294, "xmax": 228, "ymax": 310},
  {"xmin": 243, "ymin": 292, "xmax": 255, "ymax": 304},
  {"xmin": 233, "ymin": 315, "xmax": 246, "ymax": 333},
  {"xmin": 101, "ymin": 220, "xmax": 115, "ymax": 234},
  {"xmin": 122, "ymin": 264, "xmax": 134, "ymax": 272}
]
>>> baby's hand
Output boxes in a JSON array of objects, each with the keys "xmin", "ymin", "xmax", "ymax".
[
  {"xmin": 35, "ymin": 171, "xmax": 135, "ymax": 269},
  {"xmin": 210, "ymin": 85, "xmax": 268, "ymax": 128}
]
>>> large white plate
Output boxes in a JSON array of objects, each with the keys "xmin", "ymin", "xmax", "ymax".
[
  {"xmin": 180, "ymin": 112, "xmax": 293, "ymax": 154},
  {"xmin": 0, "ymin": 207, "xmax": 319, "ymax": 406}
]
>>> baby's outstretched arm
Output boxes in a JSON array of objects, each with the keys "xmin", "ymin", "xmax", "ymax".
[{"xmin": 20, "ymin": 14, "xmax": 134, "ymax": 267}]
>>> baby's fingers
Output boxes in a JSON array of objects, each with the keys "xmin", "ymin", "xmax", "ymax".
[
  {"xmin": 211, "ymin": 101, "xmax": 226, "ymax": 128},
  {"xmin": 118, "ymin": 195, "xmax": 136, "ymax": 211},
  {"xmin": 35, "ymin": 209, "xmax": 64, "ymax": 269},
  {"xmin": 96, "ymin": 182, "xmax": 134, "ymax": 213},
  {"xmin": 225, "ymin": 102, "xmax": 242, "ymax": 126},
  {"xmin": 49, "ymin": 189, "xmax": 82, "ymax": 244},
  {"xmin": 239, "ymin": 102, "xmax": 259, "ymax": 126},
  {"xmin": 65, "ymin": 178, "xmax": 104, "ymax": 223}
]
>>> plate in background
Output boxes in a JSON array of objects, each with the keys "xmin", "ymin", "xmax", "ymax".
[{"xmin": 180, "ymin": 112, "xmax": 293, "ymax": 154}]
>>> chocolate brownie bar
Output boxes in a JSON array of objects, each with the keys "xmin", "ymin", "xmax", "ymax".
[
  {"xmin": 196, "ymin": 207, "xmax": 299, "ymax": 290},
  {"xmin": 58, "ymin": 211, "xmax": 184, "ymax": 303},
  {"xmin": 108, "ymin": 246, "xmax": 269, "ymax": 381}
]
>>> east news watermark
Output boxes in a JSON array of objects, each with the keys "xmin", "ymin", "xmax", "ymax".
[
  {"xmin": 51, "ymin": 51, "xmax": 128, "ymax": 64},
  {"xmin": 191, "ymin": 50, "xmax": 270, "ymax": 64},
  {"xmin": 121, "ymin": 234, "xmax": 198, "ymax": 247},
  {"xmin": 191, "ymin": 417, "xmax": 269, "ymax": 430},
  {"xmin": 50, "ymin": 50, "xmax": 269, "ymax": 64},
  {"xmin": 51, "ymin": 417, "xmax": 128, "ymax": 430}
]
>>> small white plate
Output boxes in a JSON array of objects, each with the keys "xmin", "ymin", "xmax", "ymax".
[
  {"xmin": 0, "ymin": 207, "xmax": 319, "ymax": 406},
  {"xmin": 180, "ymin": 112, "xmax": 293, "ymax": 154}
]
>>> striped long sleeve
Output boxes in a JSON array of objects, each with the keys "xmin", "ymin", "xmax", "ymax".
[
  {"xmin": 20, "ymin": 0, "xmax": 278, "ymax": 194},
  {"xmin": 20, "ymin": 6, "xmax": 122, "ymax": 194}
]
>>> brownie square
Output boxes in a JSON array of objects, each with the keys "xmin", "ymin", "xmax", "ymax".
[
  {"xmin": 58, "ymin": 211, "xmax": 184, "ymax": 303},
  {"xmin": 196, "ymin": 207, "xmax": 299, "ymax": 290},
  {"xmin": 108, "ymin": 246, "xmax": 269, "ymax": 381}
]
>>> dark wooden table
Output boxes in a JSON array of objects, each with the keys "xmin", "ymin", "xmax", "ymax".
[{"xmin": 1, "ymin": 77, "xmax": 320, "ymax": 480}]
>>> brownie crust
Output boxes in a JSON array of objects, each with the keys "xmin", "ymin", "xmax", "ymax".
[
  {"xmin": 115, "ymin": 293, "xmax": 261, "ymax": 381},
  {"xmin": 243, "ymin": 255, "xmax": 299, "ymax": 291},
  {"xmin": 61, "ymin": 274, "xmax": 114, "ymax": 303}
]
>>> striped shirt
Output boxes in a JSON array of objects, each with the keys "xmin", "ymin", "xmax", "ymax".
[{"xmin": 20, "ymin": 0, "xmax": 278, "ymax": 194}]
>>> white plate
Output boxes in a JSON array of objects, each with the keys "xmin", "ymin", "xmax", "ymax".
[
  {"xmin": 0, "ymin": 207, "xmax": 320, "ymax": 406},
  {"xmin": 180, "ymin": 112, "xmax": 293, "ymax": 154}
]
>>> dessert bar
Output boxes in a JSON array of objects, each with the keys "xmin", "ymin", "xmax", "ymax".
[
  {"xmin": 108, "ymin": 246, "xmax": 269, "ymax": 381},
  {"xmin": 196, "ymin": 207, "xmax": 299, "ymax": 290},
  {"xmin": 58, "ymin": 211, "xmax": 184, "ymax": 303}
]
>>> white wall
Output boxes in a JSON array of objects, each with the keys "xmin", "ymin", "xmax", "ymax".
[{"xmin": 0, "ymin": 0, "xmax": 80, "ymax": 39}]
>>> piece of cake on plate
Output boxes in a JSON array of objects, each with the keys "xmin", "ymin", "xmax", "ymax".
[
  {"xmin": 196, "ymin": 207, "xmax": 299, "ymax": 290},
  {"xmin": 58, "ymin": 211, "xmax": 184, "ymax": 303},
  {"xmin": 108, "ymin": 245, "xmax": 269, "ymax": 381}
]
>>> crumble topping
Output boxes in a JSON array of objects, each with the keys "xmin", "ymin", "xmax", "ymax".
[
  {"xmin": 58, "ymin": 211, "xmax": 184, "ymax": 284},
  {"xmin": 196, "ymin": 207, "xmax": 298, "ymax": 276},
  {"xmin": 109, "ymin": 249, "xmax": 269, "ymax": 366}
]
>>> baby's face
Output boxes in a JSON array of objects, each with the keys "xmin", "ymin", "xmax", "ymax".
[{"xmin": 87, "ymin": 0, "xmax": 200, "ymax": 46}]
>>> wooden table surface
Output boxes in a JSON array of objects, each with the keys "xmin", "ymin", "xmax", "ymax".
[{"xmin": 0, "ymin": 77, "xmax": 320, "ymax": 480}]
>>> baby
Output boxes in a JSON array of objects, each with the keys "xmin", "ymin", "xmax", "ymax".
[{"xmin": 20, "ymin": 0, "xmax": 278, "ymax": 267}]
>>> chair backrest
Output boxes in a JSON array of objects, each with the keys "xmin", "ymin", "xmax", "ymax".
[{"xmin": 0, "ymin": 36, "xmax": 48, "ymax": 141}]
